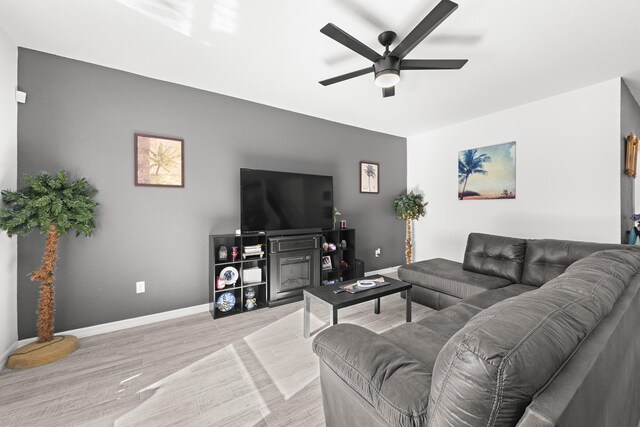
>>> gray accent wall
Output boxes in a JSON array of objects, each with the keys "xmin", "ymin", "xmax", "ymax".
[
  {"xmin": 621, "ymin": 80, "xmax": 640, "ymax": 243},
  {"xmin": 17, "ymin": 49, "xmax": 407, "ymax": 339}
]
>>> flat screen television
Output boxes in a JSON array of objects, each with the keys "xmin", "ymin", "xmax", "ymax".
[{"xmin": 240, "ymin": 168, "xmax": 333, "ymax": 233}]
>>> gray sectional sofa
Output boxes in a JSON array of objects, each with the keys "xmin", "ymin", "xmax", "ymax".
[
  {"xmin": 312, "ymin": 233, "xmax": 640, "ymax": 426},
  {"xmin": 398, "ymin": 233, "xmax": 632, "ymax": 310}
]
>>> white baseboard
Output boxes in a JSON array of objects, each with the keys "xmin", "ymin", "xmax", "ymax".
[
  {"xmin": 1, "ymin": 341, "xmax": 19, "ymax": 370},
  {"xmin": 12, "ymin": 268, "xmax": 401, "ymax": 349},
  {"xmin": 366, "ymin": 266, "xmax": 401, "ymax": 276},
  {"xmin": 17, "ymin": 303, "xmax": 210, "ymax": 348}
]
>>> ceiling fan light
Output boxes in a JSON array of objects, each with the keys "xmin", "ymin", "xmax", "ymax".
[{"xmin": 374, "ymin": 70, "xmax": 400, "ymax": 88}]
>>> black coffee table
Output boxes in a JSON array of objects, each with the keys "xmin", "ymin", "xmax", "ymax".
[{"xmin": 303, "ymin": 275, "xmax": 412, "ymax": 338}]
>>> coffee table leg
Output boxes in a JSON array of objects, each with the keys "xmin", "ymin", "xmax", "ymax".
[
  {"xmin": 406, "ymin": 288, "xmax": 412, "ymax": 322},
  {"xmin": 303, "ymin": 294, "xmax": 311, "ymax": 338},
  {"xmin": 374, "ymin": 297, "xmax": 380, "ymax": 314},
  {"xmin": 331, "ymin": 307, "xmax": 338, "ymax": 326}
]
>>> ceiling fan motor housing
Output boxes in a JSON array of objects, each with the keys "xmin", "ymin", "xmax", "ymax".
[{"xmin": 374, "ymin": 56, "xmax": 400, "ymax": 81}]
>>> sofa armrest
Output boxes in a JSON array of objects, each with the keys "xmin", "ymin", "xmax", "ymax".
[{"xmin": 312, "ymin": 324, "xmax": 431, "ymax": 426}]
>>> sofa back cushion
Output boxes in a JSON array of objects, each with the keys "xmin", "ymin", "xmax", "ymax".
[
  {"xmin": 462, "ymin": 233, "xmax": 527, "ymax": 283},
  {"xmin": 522, "ymin": 238, "xmax": 631, "ymax": 286},
  {"xmin": 427, "ymin": 249, "xmax": 640, "ymax": 427}
]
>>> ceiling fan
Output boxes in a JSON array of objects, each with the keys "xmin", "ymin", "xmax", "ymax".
[{"xmin": 319, "ymin": 0, "xmax": 468, "ymax": 98}]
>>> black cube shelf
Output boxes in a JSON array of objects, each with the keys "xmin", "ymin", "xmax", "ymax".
[{"xmin": 209, "ymin": 233, "xmax": 268, "ymax": 319}]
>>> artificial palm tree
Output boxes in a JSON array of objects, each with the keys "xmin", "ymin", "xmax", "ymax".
[
  {"xmin": 0, "ymin": 171, "xmax": 97, "ymax": 344},
  {"xmin": 458, "ymin": 149, "xmax": 491, "ymax": 200},
  {"xmin": 393, "ymin": 191, "xmax": 427, "ymax": 264}
]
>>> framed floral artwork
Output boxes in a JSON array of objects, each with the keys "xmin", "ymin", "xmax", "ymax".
[
  {"xmin": 135, "ymin": 134, "xmax": 184, "ymax": 187},
  {"xmin": 360, "ymin": 161, "xmax": 379, "ymax": 194}
]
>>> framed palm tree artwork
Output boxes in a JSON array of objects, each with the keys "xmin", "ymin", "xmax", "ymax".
[
  {"xmin": 135, "ymin": 134, "xmax": 184, "ymax": 187},
  {"xmin": 458, "ymin": 141, "xmax": 516, "ymax": 200},
  {"xmin": 360, "ymin": 161, "xmax": 379, "ymax": 194}
]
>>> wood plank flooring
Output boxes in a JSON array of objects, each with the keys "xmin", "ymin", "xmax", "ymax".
[{"xmin": 0, "ymin": 280, "xmax": 433, "ymax": 426}]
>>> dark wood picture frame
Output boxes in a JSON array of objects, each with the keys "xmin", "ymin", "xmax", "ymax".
[
  {"xmin": 135, "ymin": 133, "xmax": 184, "ymax": 188},
  {"xmin": 625, "ymin": 133, "xmax": 639, "ymax": 178},
  {"xmin": 360, "ymin": 161, "xmax": 380, "ymax": 194}
]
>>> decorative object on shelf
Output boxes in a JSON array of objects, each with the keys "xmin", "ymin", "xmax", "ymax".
[
  {"xmin": 333, "ymin": 207, "xmax": 341, "ymax": 229},
  {"xmin": 458, "ymin": 141, "xmax": 516, "ymax": 200},
  {"xmin": 339, "ymin": 220, "xmax": 347, "ymax": 229},
  {"xmin": 243, "ymin": 244, "xmax": 262, "ymax": 254},
  {"xmin": 215, "ymin": 292, "xmax": 236, "ymax": 312},
  {"xmin": 327, "ymin": 243, "xmax": 337, "ymax": 251},
  {"xmin": 625, "ymin": 133, "xmax": 639, "ymax": 177},
  {"xmin": 322, "ymin": 255, "xmax": 333, "ymax": 271},
  {"xmin": 394, "ymin": 191, "xmax": 428, "ymax": 265},
  {"xmin": 341, "ymin": 240, "xmax": 347, "ymax": 249},
  {"xmin": 339, "ymin": 260, "xmax": 348, "ymax": 269},
  {"xmin": 0, "ymin": 170, "xmax": 98, "ymax": 368},
  {"xmin": 218, "ymin": 245, "xmax": 228, "ymax": 261},
  {"xmin": 244, "ymin": 287, "xmax": 257, "ymax": 310},
  {"xmin": 322, "ymin": 242, "xmax": 329, "ymax": 251},
  {"xmin": 243, "ymin": 267, "xmax": 262, "ymax": 284},
  {"xmin": 220, "ymin": 266, "xmax": 239, "ymax": 285},
  {"xmin": 135, "ymin": 133, "xmax": 184, "ymax": 187},
  {"xmin": 242, "ymin": 244, "xmax": 264, "ymax": 259},
  {"xmin": 216, "ymin": 277, "xmax": 226, "ymax": 290},
  {"xmin": 360, "ymin": 161, "xmax": 379, "ymax": 193},
  {"xmin": 231, "ymin": 246, "xmax": 239, "ymax": 261},
  {"xmin": 629, "ymin": 213, "xmax": 640, "ymax": 245}
]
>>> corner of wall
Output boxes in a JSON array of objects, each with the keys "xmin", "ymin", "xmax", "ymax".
[{"xmin": 0, "ymin": 25, "xmax": 19, "ymax": 365}]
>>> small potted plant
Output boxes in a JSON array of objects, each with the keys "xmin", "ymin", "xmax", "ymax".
[
  {"xmin": 333, "ymin": 207, "xmax": 341, "ymax": 229},
  {"xmin": 393, "ymin": 191, "xmax": 428, "ymax": 264}
]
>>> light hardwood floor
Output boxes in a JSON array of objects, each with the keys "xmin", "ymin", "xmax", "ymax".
[{"xmin": 0, "ymin": 282, "xmax": 433, "ymax": 426}]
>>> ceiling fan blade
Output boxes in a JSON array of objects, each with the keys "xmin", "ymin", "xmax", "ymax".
[
  {"xmin": 319, "ymin": 67, "xmax": 373, "ymax": 86},
  {"xmin": 401, "ymin": 59, "xmax": 467, "ymax": 70},
  {"xmin": 390, "ymin": 0, "xmax": 458, "ymax": 60},
  {"xmin": 382, "ymin": 86, "xmax": 395, "ymax": 98},
  {"xmin": 321, "ymin": 23, "xmax": 383, "ymax": 62}
]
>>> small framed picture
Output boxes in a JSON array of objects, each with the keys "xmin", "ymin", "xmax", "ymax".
[
  {"xmin": 360, "ymin": 161, "xmax": 379, "ymax": 194},
  {"xmin": 322, "ymin": 255, "xmax": 333, "ymax": 271},
  {"xmin": 135, "ymin": 133, "xmax": 184, "ymax": 187}
]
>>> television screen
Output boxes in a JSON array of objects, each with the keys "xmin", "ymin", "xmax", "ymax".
[{"xmin": 241, "ymin": 169, "xmax": 333, "ymax": 233}]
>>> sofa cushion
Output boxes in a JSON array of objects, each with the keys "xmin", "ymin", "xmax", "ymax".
[
  {"xmin": 380, "ymin": 323, "xmax": 449, "ymax": 369},
  {"xmin": 407, "ymin": 285, "xmax": 462, "ymax": 310},
  {"xmin": 427, "ymin": 249, "xmax": 640, "ymax": 426},
  {"xmin": 462, "ymin": 283, "xmax": 537, "ymax": 310},
  {"xmin": 521, "ymin": 238, "xmax": 631, "ymax": 286},
  {"xmin": 313, "ymin": 324, "xmax": 432, "ymax": 426},
  {"xmin": 398, "ymin": 258, "xmax": 511, "ymax": 299},
  {"xmin": 462, "ymin": 233, "xmax": 527, "ymax": 282},
  {"xmin": 417, "ymin": 303, "xmax": 482, "ymax": 339}
]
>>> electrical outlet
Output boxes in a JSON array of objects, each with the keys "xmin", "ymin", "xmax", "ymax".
[
  {"xmin": 136, "ymin": 281, "xmax": 145, "ymax": 294},
  {"xmin": 375, "ymin": 248, "xmax": 381, "ymax": 258}
]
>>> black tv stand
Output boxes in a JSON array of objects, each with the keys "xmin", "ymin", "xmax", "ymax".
[{"xmin": 208, "ymin": 228, "xmax": 357, "ymax": 318}]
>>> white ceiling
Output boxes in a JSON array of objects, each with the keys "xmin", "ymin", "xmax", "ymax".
[{"xmin": 1, "ymin": 0, "xmax": 640, "ymax": 137}]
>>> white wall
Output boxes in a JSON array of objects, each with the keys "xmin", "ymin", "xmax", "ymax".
[
  {"xmin": 408, "ymin": 79, "xmax": 621, "ymax": 262},
  {"xmin": 0, "ymin": 27, "xmax": 18, "ymax": 364}
]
